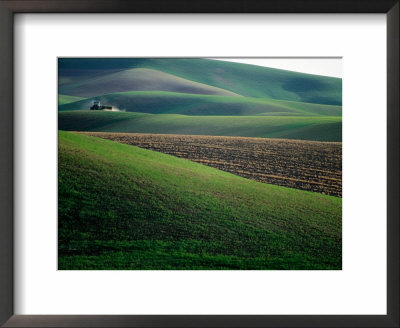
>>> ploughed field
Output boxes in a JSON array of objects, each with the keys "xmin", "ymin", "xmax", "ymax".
[
  {"xmin": 80, "ymin": 132, "xmax": 342, "ymax": 197},
  {"xmin": 59, "ymin": 131, "xmax": 342, "ymax": 270}
]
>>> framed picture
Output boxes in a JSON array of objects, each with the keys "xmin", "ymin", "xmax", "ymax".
[{"xmin": 0, "ymin": 0, "xmax": 398, "ymax": 327}]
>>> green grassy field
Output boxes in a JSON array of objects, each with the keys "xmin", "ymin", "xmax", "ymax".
[
  {"xmin": 59, "ymin": 58, "xmax": 342, "ymax": 105},
  {"xmin": 58, "ymin": 131, "xmax": 342, "ymax": 270},
  {"xmin": 58, "ymin": 91, "xmax": 342, "ymax": 117},
  {"xmin": 58, "ymin": 94, "xmax": 85, "ymax": 106},
  {"xmin": 59, "ymin": 68, "xmax": 241, "ymax": 98},
  {"xmin": 58, "ymin": 58, "xmax": 342, "ymax": 270},
  {"xmin": 59, "ymin": 110, "xmax": 342, "ymax": 141}
]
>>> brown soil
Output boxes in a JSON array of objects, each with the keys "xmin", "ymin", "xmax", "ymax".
[{"xmin": 79, "ymin": 132, "xmax": 342, "ymax": 197}]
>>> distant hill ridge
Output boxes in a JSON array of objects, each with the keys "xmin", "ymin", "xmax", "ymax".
[
  {"xmin": 59, "ymin": 68, "xmax": 241, "ymax": 98},
  {"xmin": 58, "ymin": 58, "xmax": 342, "ymax": 106},
  {"xmin": 58, "ymin": 91, "xmax": 342, "ymax": 117}
]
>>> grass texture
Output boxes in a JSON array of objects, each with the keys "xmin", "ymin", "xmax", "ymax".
[
  {"xmin": 58, "ymin": 131, "xmax": 342, "ymax": 270},
  {"xmin": 59, "ymin": 110, "xmax": 342, "ymax": 142}
]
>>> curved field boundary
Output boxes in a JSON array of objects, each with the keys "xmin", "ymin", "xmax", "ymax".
[
  {"xmin": 81, "ymin": 132, "xmax": 342, "ymax": 197},
  {"xmin": 59, "ymin": 111, "xmax": 342, "ymax": 142}
]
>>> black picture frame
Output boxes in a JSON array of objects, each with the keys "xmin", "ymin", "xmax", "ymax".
[{"xmin": 0, "ymin": 1, "xmax": 398, "ymax": 327}]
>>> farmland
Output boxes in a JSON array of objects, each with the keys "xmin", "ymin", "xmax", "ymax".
[
  {"xmin": 58, "ymin": 91, "xmax": 342, "ymax": 117},
  {"xmin": 58, "ymin": 94, "xmax": 85, "ymax": 106},
  {"xmin": 58, "ymin": 58, "xmax": 342, "ymax": 270},
  {"xmin": 59, "ymin": 131, "xmax": 342, "ymax": 270},
  {"xmin": 59, "ymin": 58, "xmax": 342, "ymax": 105},
  {"xmin": 59, "ymin": 111, "xmax": 342, "ymax": 142},
  {"xmin": 80, "ymin": 132, "xmax": 342, "ymax": 197}
]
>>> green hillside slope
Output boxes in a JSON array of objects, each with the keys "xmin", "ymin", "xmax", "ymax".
[
  {"xmin": 58, "ymin": 94, "xmax": 85, "ymax": 106},
  {"xmin": 58, "ymin": 58, "xmax": 342, "ymax": 105},
  {"xmin": 59, "ymin": 111, "xmax": 342, "ymax": 141},
  {"xmin": 59, "ymin": 131, "xmax": 341, "ymax": 270},
  {"xmin": 59, "ymin": 68, "xmax": 240, "ymax": 98},
  {"xmin": 59, "ymin": 91, "xmax": 342, "ymax": 117}
]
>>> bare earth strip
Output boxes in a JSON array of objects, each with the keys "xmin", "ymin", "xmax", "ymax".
[{"xmin": 79, "ymin": 132, "xmax": 342, "ymax": 197}]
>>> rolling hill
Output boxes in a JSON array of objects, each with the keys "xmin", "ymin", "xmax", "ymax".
[
  {"xmin": 58, "ymin": 91, "xmax": 342, "ymax": 117},
  {"xmin": 58, "ymin": 58, "xmax": 342, "ymax": 105},
  {"xmin": 59, "ymin": 68, "xmax": 241, "ymax": 98},
  {"xmin": 58, "ymin": 111, "xmax": 342, "ymax": 141},
  {"xmin": 58, "ymin": 94, "xmax": 85, "ymax": 106},
  {"xmin": 59, "ymin": 131, "xmax": 342, "ymax": 270}
]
